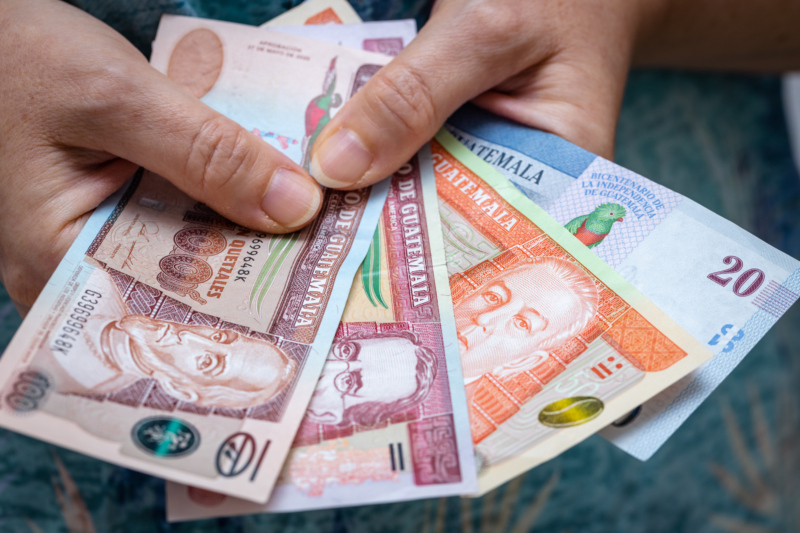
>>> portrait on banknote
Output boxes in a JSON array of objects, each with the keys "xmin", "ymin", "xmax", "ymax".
[
  {"xmin": 305, "ymin": 329, "xmax": 437, "ymax": 427},
  {"xmin": 0, "ymin": 14, "xmax": 401, "ymax": 502},
  {"xmin": 198, "ymin": 153, "xmax": 475, "ymax": 509},
  {"xmin": 432, "ymin": 135, "xmax": 703, "ymax": 466},
  {"xmin": 285, "ymin": 321, "xmax": 465, "ymax": 499},
  {"xmin": 454, "ymin": 256, "xmax": 598, "ymax": 386},
  {"xmin": 33, "ymin": 266, "xmax": 305, "ymax": 419}
]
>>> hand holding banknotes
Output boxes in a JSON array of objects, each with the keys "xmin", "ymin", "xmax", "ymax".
[
  {"xmin": 308, "ymin": 0, "xmax": 800, "ymax": 193},
  {"xmin": 0, "ymin": 0, "xmax": 323, "ymax": 312},
  {"xmin": 0, "ymin": 0, "xmax": 797, "ymax": 521},
  {"xmin": 307, "ymin": 0, "xmax": 648, "ymax": 190}
]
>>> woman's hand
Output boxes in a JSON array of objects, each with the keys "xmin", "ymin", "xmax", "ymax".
[
  {"xmin": 0, "ymin": 0, "xmax": 322, "ymax": 313},
  {"xmin": 308, "ymin": 0, "xmax": 660, "ymax": 190}
]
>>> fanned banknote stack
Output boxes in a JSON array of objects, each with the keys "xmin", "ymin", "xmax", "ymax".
[{"xmin": 0, "ymin": 0, "xmax": 796, "ymax": 521}]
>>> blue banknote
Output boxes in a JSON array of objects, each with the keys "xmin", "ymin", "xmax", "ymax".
[{"xmin": 446, "ymin": 104, "xmax": 800, "ymax": 460}]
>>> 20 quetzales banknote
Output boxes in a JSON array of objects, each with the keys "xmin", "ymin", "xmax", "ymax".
[
  {"xmin": 446, "ymin": 105, "xmax": 800, "ymax": 461},
  {"xmin": 0, "ymin": 16, "xmax": 392, "ymax": 503},
  {"xmin": 432, "ymin": 130, "xmax": 714, "ymax": 495}
]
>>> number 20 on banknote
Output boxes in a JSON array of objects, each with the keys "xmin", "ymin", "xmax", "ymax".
[{"xmin": 432, "ymin": 131, "xmax": 715, "ymax": 494}]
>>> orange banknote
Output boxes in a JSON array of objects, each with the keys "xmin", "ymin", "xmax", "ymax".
[{"xmin": 432, "ymin": 130, "xmax": 714, "ymax": 494}]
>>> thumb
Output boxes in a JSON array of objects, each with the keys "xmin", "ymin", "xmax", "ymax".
[
  {"xmin": 74, "ymin": 63, "xmax": 322, "ymax": 234},
  {"xmin": 308, "ymin": 3, "xmax": 538, "ymax": 190}
]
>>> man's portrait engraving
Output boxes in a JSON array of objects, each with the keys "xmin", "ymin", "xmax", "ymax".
[
  {"xmin": 46, "ymin": 268, "xmax": 297, "ymax": 411},
  {"xmin": 94, "ymin": 315, "xmax": 296, "ymax": 408},
  {"xmin": 454, "ymin": 256, "xmax": 599, "ymax": 382},
  {"xmin": 306, "ymin": 330, "xmax": 437, "ymax": 428}
]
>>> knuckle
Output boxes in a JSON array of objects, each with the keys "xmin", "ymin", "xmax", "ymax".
[
  {"xmin": 71, "ymin": 63, "xmax": 140, "ymax": 122},
  {"xmin": 367, "ymin": 67, "xmax": 439, "ymax": 138},
  {"xmin": 1, "ymin": 251, "xmax": 49, "ymax": 310},
  {"xmin": 0, "ymin": 195, "xmax": 100, "ymax": 310},
  {"xmin": 456, "ymin": 2, "xmax": 546, "ymax": 70},
  {"xmin": 2, "ymin": 267, "xmax": 30, "ymax": 308},
  {"xmin": 466, "ymin": 2, "xmax": 524, "ymax": 45},
  {"xmin": 183, "ymin": 116, "xmax": 254, "ymax": 198}
]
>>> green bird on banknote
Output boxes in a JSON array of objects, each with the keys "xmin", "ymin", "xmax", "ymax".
[{"xmin": 564, "ymin": 202, "xmax": 626, "ymax": 249}]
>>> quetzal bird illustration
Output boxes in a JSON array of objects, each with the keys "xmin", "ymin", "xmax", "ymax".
[
  {"xmin": 300, "ymin": 57, "xmax": 342, "ymax": 169},
  {"xmin": 564, "ymin": 202, "xmax": 626, "ymax": 249}
]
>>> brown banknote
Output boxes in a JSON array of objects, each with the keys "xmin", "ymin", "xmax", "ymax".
[{"xmin": 0, "ymin": 17, "xmax": 392, "ymax": 503}]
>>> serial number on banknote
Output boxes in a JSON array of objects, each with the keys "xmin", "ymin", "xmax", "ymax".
[
  {"xmin": 51, "ymin": 289, "xmax": 104, "ymax": 356},
  {"xmin": 206, "ymin": 233, "xmax": 269, "ymax": 297},
  {"xmin": 232, "ymin": 235, "xmax": 269, "ymax": 284}
]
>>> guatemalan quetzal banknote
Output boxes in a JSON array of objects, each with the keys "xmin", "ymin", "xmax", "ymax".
[
  {"xmin": 0, "ymin": 16, "xmax": 392, "ymax": 503},
  {"xmin": 168, "ymin": 147, "xmax": 477, "ymax": 519},
  {"xmin": 433, "ymin": 129, "xmax": 713, "ymax": 494},
  {"xmin": 166, "ymin": 16, "xmax": 479, "ymax": 521},
  {"xmin": 446, "ymin": 104, "xmax": 800, "ymax": 461}
]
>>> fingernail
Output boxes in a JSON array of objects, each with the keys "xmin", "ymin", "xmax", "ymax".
[
  {"xmin": 262, "ymin": 168, "xmax": 322, "ymax": 228},
  {"xmin": 310, "ymin": 129, "xmax": 373, "ymax": 188}
]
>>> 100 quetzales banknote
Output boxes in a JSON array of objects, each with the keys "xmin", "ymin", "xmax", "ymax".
[
  {"xmin": 0, "ymin": 17, "xmax": 392, "ymax": 503},
  {"xmin": 432, "ymin": 130, "xmax": 714, "ymax": 495}
]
